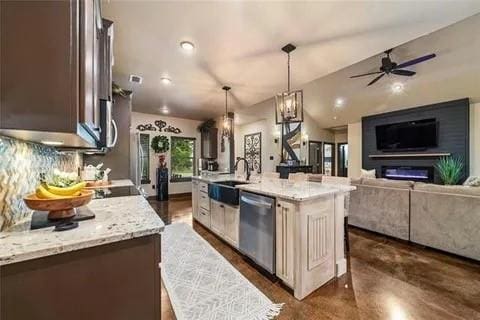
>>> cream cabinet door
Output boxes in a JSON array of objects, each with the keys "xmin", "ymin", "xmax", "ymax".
[
  {"xmin": 198, "ymin": 207, "xmax": 211, "ymax": 228},
  {"xmin": 210, "ymin": 200, "xmax": 225, "ymax": 236},
  {"xmin": 276, "ymin": 200, "xmax": 295, "ymax": 288},
  {"xmin": 224, "ymin": 204, "xmax": 239, "ymax": 248},
  {"xmin": 192, "ymin": 181, "xmax": 199, "ymax": 220}
]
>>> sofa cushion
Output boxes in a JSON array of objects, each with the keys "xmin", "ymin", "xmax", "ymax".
[
  {"xmin": 360, "ymin": 169, "xmax": 376, "ymax": 179},
  {"xmin": 463, "ymin": 176, "xmax": 480, "ymax": 187},
  {"xmin": 414, "ymin": 183, "xmax": 480, "ymax": 197},
  {"xmin": 361, "ymin": 178, "xmax": 414, "ymax": 190}
]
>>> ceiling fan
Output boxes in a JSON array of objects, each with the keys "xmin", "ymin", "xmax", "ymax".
[{"xmin": 350, "ymin": 48, "xmax": 436, "ymax": 86}]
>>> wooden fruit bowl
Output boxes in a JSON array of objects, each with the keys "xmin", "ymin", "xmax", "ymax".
[{"xmin": 24, "ymin": 190, "xmax": 94, "ymax": 220}]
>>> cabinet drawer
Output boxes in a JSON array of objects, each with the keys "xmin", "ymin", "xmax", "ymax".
[
  {"xmin": 197, "ymin": 207, "xmax": 211, "ymax": 228},
  {"xmin": 199, "ymin": 192, "xmax": 210, "ymax": 210},
  {"xmin": 199, "ymin": 182, "xmax": 208, "ymax": 193}
]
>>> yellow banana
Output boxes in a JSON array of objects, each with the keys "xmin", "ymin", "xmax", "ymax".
[
  {"xmin": 43, "ymin": 181, "xmax": 87, "ymax": 196},
  {"xmin": 36, "ymin": 185, "xmax": 68, "ymax": 199}
]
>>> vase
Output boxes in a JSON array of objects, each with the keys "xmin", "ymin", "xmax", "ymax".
[{"xmin": 158, "ymin": 154, "xmax": 166, "ymax": 168}]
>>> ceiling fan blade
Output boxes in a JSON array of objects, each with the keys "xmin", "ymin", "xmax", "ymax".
[
  {"xmin": 367, "ymin": 73, "xmax": 385, "ymax": 86},
  {"xmin": 391, "ymin": 69, "xmax": 416, "ymax": 76},
  {"xmin": 396, "ymin": 53, "xmax": 436, "ymax": 69},
  {"xmin": 350, "ymin": 71, "xmax": 383, "ymax": 78}
]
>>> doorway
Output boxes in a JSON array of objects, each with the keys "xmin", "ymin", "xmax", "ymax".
[
  {"xmin": 337, "ymin": 143, "xmax": 348, "ymax": 177},
  {"xmin": 308, "ymin": 141, "xmax": 323, "ymax": 174},
  {"xmin": 323, "ymin": 143, "xmax": 335, "ymax": 176}
]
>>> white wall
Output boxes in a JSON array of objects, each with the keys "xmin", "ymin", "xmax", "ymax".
[
  {"xmin": 471, "ymin": 103, "xmax": 480, "ymax": 176},
  {"xmin": 347, "ymin": 122, "xmax": 362, "ymax": 179},
  {"xmin": 131, "ymin": 112, "xmax": 202, "ymax": 196}
]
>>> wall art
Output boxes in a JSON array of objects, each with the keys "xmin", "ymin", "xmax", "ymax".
[
  {"xmin": 136, "ymin": 119, "xmax": 182, "ymax": 133},
  {"xmin": 244, "ymin": 132, "xmax": 261, "ymax": 173}
]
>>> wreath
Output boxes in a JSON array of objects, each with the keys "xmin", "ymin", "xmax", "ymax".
[{"xmin": 151, "ymin": 135, "xmax": 169, "ymax": 153}]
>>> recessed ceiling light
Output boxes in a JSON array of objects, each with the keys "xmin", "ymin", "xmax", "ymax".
[
  {"xmin": 334, "ymin": 98, "xmax": 345, "ymax": 108},
  {"xmin": 391, "ymin": 82, "xmax": 404, "ymax": 94},
  {"xmin": 333, "ymin": 116, "xmax": 338, "ymax": 120},
  {"xmin": 180, "ymin": 41, "xmax": 195, "ymax": 51},
  {"xmin": 160, "ymin": 77, "xmax": 172, "ymax": 85},
  {"xmin": 41, "ymin": 140, "xmax": 64, "ymax": 146},
  {"xmin": 161, "ymin": 106, "xmax": 169, "ymax": 114}
]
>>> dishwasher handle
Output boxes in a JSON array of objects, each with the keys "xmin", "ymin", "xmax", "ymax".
[{"xmin": 241, "ymin": 195, "xmax": 272, "ymax": 209}]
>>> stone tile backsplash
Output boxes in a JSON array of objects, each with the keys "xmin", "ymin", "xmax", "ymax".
[{"xmin": 0, "ymin": 136, "xmax": 82, "ymax": 231}]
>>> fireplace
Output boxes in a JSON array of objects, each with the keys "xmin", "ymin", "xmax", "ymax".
[{"xmin": 381, "ymin": 166, "xmax": 434, "ymax": 183}]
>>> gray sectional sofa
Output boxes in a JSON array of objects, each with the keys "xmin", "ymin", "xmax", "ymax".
[{"xmin": 349, "ymin": 178, "xmax": 480, "ymax": 261}]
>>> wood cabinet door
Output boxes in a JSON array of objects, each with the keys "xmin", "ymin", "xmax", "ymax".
[
  {"xmin": 0, "ymin": 0, "xmax": 77, "ymax": 133},
  {"xmin": 192, "ymin": 182, "xmax": 199, "ymax": 220},
  {"xmin": 79, "ymin": 0, "xmax": 101, "ymax": 140},
  {"xmin": 276, "ymin": 200, "xmax": 295, "ymax": 287},
  {"xmin": 210, "ymin": 200, "xmax": 225, "ymax": 236},
  {"xmin": 224, "ymin": 205, "xmax": 239, "ymax": 247}
]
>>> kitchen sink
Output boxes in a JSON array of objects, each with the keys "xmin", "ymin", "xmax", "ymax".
[
  {"xmin": 214, "ymin": 180, "xmax": 250, "ymax": 187},
  {"xmin": 208, "ymin": 180, "xmax": 250, "ymax": 206}
]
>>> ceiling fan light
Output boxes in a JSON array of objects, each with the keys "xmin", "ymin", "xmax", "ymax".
[{"xmin": 391, "ymin": 82, "xmax": 404, "ymax": 93}]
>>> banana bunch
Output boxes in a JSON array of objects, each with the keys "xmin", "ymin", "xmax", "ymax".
[{"xmin": 36, "ymin": 181, "xmax": 87, "ymax": 199}]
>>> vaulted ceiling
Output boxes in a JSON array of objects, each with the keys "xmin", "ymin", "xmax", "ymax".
[{"xmin": 103, "ymin": 1, "xmax": 480, "ymax": 121}]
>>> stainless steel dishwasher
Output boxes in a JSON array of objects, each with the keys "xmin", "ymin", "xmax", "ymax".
[{"xmin": 239, "ymin": 191, "xmax": 276, "ymax": 274}]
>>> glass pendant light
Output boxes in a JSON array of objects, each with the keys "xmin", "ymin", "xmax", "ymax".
[
  {"xmin": 222, "ymin": 86, "xmax": 233, "ymax": 139},
  {"xmin": 275, "ymin": 43, "xmax": 304, "ymax": 124}
]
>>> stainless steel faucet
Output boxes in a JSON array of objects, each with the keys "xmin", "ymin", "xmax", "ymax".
[{"xmin": 234, "ymin": 157, "xmax": 251, "ymax": 181}]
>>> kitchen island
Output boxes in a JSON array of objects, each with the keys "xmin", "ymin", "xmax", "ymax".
[
  {"xmin": 0, "ymin": 195, "xmax": 164, "ymax": 320},
  {"xmin": 192, "ymin": 175, "xmax": 354, "ymax": 300}
]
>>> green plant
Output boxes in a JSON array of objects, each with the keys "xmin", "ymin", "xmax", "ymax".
[
  {"xmin": 151, "ymin": 135, "xmax": 169, "ymax": 153},
  {"xmin": 112, "ymin": 82, "xmax": 131, "ymax": 97},
  {"xmin": 197, "ymin": 119, "xmax": 216, "ymax": 133},
  {"xmin": 435, "ymin": 156, "xmax": 464, "ymax": 185}
]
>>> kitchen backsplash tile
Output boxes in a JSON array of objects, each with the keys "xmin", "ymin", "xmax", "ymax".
[{"xmin": 0, "ymin": 136, "xmax": 82, "ymax": 231}]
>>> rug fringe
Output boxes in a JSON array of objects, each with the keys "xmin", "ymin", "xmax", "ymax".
[{"xmin": 256, "ymin": 303, "xmax": 284, "ymax": 320}]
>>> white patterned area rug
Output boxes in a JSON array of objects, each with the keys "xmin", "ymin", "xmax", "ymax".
[{"xmin": 161, "ymin": 223, "xmax": 283, "ymax": 320}]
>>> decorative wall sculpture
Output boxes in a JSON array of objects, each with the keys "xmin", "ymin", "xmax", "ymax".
[
  {"xmin": 282, "ymin": 123, "xmax": 301, "ymax": 163},
  {"xmin": 244, "ymin": 132, "xmax": 262, "ymax": 173},
  {"xmin": 136, "ymin": 119, "xmax": 182, "ymax": 133}
]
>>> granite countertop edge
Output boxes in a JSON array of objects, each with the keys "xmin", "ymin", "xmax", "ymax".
[{"xmin": 0, "ymin": 195, "xmax": 164, "ymax": 266}]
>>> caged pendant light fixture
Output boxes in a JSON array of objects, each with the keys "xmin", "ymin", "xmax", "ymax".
[
  {"xmin": 275, "ymin": 43, "xmax": 304, "ymax": 124},
  {"xmin": 222, "ymin": 86, "xmax": 233, "ymax": 139}
]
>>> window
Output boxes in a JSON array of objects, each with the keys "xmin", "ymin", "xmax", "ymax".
[{"xmin": 171, "ymin": 137, "xmax": 196, "ymax": 182}]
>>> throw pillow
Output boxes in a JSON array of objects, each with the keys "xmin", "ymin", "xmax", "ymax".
[
  {"xmin": 463, "ymin": 176, "xmax": 480, "ymax": 187},
  {"xmin": 360, "ymin": 169, "xmax": 376, "ymax": 179}
]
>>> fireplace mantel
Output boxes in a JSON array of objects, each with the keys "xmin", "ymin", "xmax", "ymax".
[{"xmin": 369, "ymin": 153, "xmax": 451, "ymax": 158}]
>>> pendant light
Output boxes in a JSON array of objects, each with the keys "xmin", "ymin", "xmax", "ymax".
[
  {"xmin": 222, "ymin": 86, "xmax": 233, "ymax": 139},
  {"xmin": 275, "ymin": 43, "xmax": 304, "ymax": 124}
]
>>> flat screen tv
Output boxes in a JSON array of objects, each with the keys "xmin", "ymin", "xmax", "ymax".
[{"xmin": 376, "ymin": 118, "xmax": 438, "ymax": 151}]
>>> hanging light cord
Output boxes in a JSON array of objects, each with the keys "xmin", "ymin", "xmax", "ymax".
[
  {"xmin": 225, "ymin": 89, "xmax": 228, "ymax": 114},
  {"xmin": 287, "ymin": 52, "xmax": 291, "ymax": 92}
]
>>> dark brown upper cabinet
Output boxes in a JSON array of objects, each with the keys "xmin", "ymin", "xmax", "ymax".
[
  {"xmin": 98, "ymin": 19, "xmax": 114, "ymax": 102},
  {"xmin": 201, "ymin": 128, "xmax": 218, "ymax": 159},
  {"xmin": 0, "ymin": 0, "xmax": 105, "ymax": 148}
]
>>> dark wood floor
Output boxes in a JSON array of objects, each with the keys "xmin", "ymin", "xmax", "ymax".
[{"xmin": 149, "ymin": 196, "xmax": 480, "ymax": 320}]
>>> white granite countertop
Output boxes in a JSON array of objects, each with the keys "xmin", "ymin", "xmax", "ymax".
[
  {"xmin": 236, "ymin": 179, "xmax": 355, "ymax": 201},
  {"xmin": 0, "ymin": 196, "xmax": 164, "ymax": 266},
  {"xmin": 110, "ymin": 179, "xmax": 135, "ymax": 187}
]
